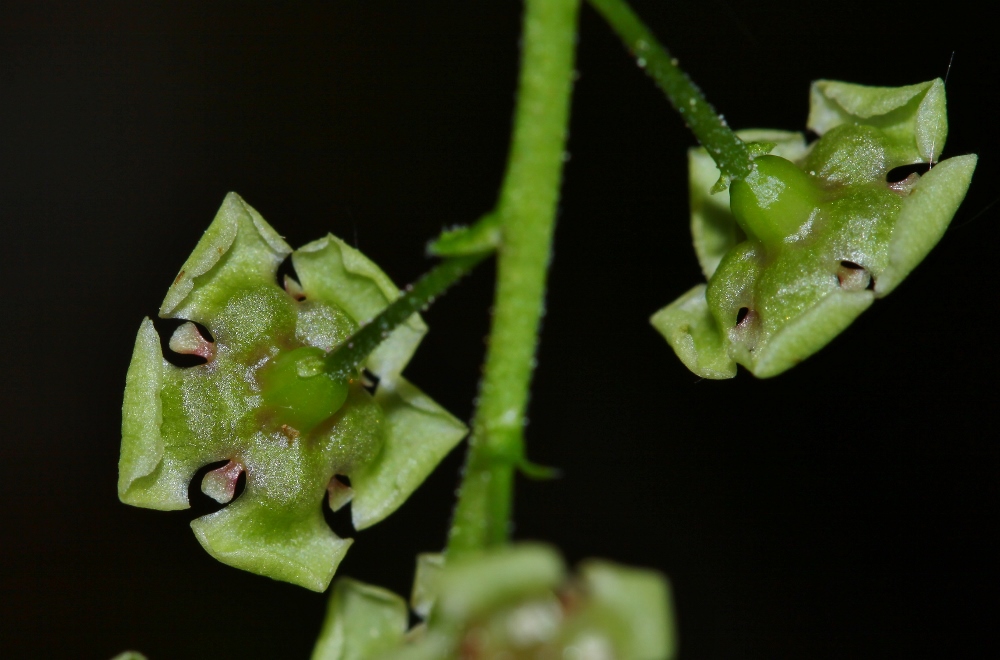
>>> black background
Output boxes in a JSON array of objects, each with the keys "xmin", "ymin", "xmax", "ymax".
[{"xmin": 2, "ymin": 1, "xmax": 997, "ymax": 658}]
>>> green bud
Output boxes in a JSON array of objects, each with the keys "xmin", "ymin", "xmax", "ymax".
[
  {"xmin": 119, "ymin": 193, "xmax": 467, "ymax": 591},
  {"xmin": 258, "ymin": 346, "xmax": 350, "ymax": 435},
  {"xmin": 653, "ymin": 79, "xmax": 976, "ymax": 379},
  {"xmin": 312, "ymin": 545, "xmax": 677, "ymax": 660},
  {"xmin": 730, "ymin": 154, "xmax": 822, "ymax": 248}
]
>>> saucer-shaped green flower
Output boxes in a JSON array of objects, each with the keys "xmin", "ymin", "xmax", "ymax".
[
  {"xmin": 652, "ymin": 79, "xmax": 976, "ymax": 378},
  {"xmin": 119, "ymin": 193, "xmax": 467, "ymax": 591},
  {"xmin": 312, "ymin": 544, "xmax": 676, "ymax": 660}
]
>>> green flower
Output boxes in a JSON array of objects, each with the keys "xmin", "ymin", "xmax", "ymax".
[
  {"xmin": 119, "ymin": 193, "xmax": 467, "ymax": 591},
  {"xmin": 652, "ymin": 79, "xmax": 976, "ymax": 378},
  {"xmin": 312, "ymin": 544, "xmax": 676, "ymax": 660}
]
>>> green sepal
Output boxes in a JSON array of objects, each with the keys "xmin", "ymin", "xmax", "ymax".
[
  {"xmin": 312, "ymin": 578, "xmax": 410, "ymax": 660},
  {"xmin": 877, "ymin": 154, "xmax": 977, "ymax": 294},
  {"xmin": 656, "ymin": 82, "xmax": 975, "ymax": 379},
  {"xmin": 160, "ymin": 192, "xmax": 292, "ymax": 321},
  {"xmin": 650, "ymin": 284, "xmax": 736, "ymax": 379},
  {"xmin": 350, "ymin": 377, "xmax": 468, "ymax": 530},
  {"xmin": 120, "ymin": 193, "xmax": 467, "ymax": 591},
  {"xmin": 292, "ymin": 234, "xmax": 426, "ymax": 384},
  {"xmin": 808, "ymin": 78, "xmax": 947, "ymax": 164},
  {"xmin": 191, "ymin": 499, "xmax": 354, "ymax": 592},
  {"xmin": 119, "ymin": 317, "xmax": 175, "ymax": 507}
]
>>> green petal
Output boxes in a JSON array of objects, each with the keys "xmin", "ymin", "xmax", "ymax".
[
  {"xmin": 808, "ymin": 79, "xmax": 947, "ymax": 164},
  {"xmin": 350, "ymin": 378, "xmax": 468, "ymax": 530},
  {"xmin": 119, "ymin": 318, "xmax": 175, "ymax": 508},
  {"xmin": 311, "ymin": 579, "xmax": 410, "ymax": 660},
  {"xmin": 191, "ymin": 494, "xmax": 352, "ymax": 592},
  {"xmin": 751, "ymin": 289, "xmax": 873, "ymax": 378},
  {"xmin": 650, "ymin": 285, "xmax": 736, "ymax": 379},
  {"xmin": 878, "ymin": 154, "xmax": 977, "ymax": 295},
  {"xmin": 161, "ymin": 192, "xmax": 292, "ymax": 322},
  {"xmin": 293, "ymin": 234, "xmax": 426, "ymax": 383}
]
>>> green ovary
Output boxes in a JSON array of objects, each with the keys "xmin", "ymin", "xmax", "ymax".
[
  {"xmin": 729, "ymin": 155, "xmax": 823, "ymax": 248},
  {"xmin": 258, "ymin": 345, "xmax": 350, "ymax": 435}
]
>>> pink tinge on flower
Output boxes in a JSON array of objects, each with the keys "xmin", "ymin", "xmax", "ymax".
[
  {"xmin": 327, "ymin": 476, "xmax": 354, "ymax": 512},
  {"xmin": 201, "ymin": 460, "xmax": 245, "ymax": 504},
  {"xmin": 168, "ymin": 321, "xmax": 215, "ymax": 360},
  {"xmin": 283, "ymin": 275, "xmax": 306, "ymax": 301}
]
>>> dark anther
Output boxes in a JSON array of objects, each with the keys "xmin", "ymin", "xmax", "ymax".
[
  {"xmin": 736, "ymin": 307, "xmax": 750, "ymax": 325},
  {"xmin": 361, "ymin": 369, "xmax": 380, "ymax": 395}
]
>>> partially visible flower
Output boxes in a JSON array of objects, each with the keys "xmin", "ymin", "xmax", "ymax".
[
  {"xmin": 119, "ymin": 193, "xmax": 467, "ymax": 591},
  {"xmin": 312, "ymin": 544, "xmax": 676, "ymax": 660},
  {"xmin": 652, "ymin": 79, "xmax": 976, "ymax": 378}
]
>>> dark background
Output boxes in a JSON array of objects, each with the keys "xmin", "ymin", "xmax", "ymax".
[{"xmin": 2, "ymin": 1, "xmax": 997, "ymax": 657}]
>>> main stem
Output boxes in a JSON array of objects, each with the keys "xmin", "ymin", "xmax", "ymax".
[
  {"xmin": 588, "ymin": 0, "xmax": 753, "ymax": 181},
  {"xmin": 447, "ymin": 0, "xmax": 580, "ymax": 558}
]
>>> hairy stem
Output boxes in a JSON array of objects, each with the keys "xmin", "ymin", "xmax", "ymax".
[
  {"xmin": 447, "ymin": 0, "xmax": 580, "ymax": 558},
  {"xmin": 588, "ymin": 0, "xmax": 752, "ymax": 180},
  {"xmin": 324, "ymin": 253, "xmax": 487, "ymax": 381}
]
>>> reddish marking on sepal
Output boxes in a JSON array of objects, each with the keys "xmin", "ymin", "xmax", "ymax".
[
  {"xmin": 201, "ymin": 460, "xmax": 245, "ymax": 504},
  {"xmin": 889, "ymin": 172, "xmax": 920, "ymax": 194},
  {"xmin": 168, "ymin": 322, "xmax": 215, "ymax": 360},
  {"xmin": 327, "ymin": 476, "xmax": 354, "ymax": 511},
  {"xmin": 284, "ymin": 275, "xmax": 306, "ymax": 301}
]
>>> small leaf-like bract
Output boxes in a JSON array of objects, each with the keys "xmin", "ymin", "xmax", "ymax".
[
  {"xmin": 652, "ymin": 80, "xmax": 976, "ymax": 378},
  {"xmin": 120, "ymin": 193, "xmax": 467, "ymax": 591}
]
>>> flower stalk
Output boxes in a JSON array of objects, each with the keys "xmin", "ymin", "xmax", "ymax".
[
  {"xmin": 588, "ymin": 0, "xmax": 753, "ymax": 181},
  {"xmin": 324, "ymin": 253, "xmax": 487, "ymax": 382},
  {"xmin": 447, "ymin": 0, "xmax": 581, "ymax": 558}
]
